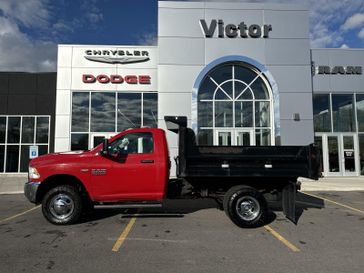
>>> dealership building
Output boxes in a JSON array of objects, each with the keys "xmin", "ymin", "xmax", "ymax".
[{"xmin": 1, "ymin": 1, "xmax": 364, "ymax": 177}]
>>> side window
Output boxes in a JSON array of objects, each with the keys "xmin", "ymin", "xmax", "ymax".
[{"xmin": 109, "ymin": 132, "xmax": 153, "ymax": 155}]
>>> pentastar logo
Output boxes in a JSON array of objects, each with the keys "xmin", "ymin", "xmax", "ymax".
[{"xmin": 84, "ymin": 49, "xmax": 150, "ymax": 64}]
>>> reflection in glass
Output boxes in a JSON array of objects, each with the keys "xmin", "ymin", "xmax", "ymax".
[
  {"xmin": 199, "ymin": 77, "xmax": 216, "ymax": 100},
  {"xmin": 197, "ymin": 130, "xmax": 213, "ymax": 145},
  {"xmin": 197, "ymin": 62, "xmax": 272, "ymax": 146},
  {"xmin": 255, "ymin": 129, "xmax": 270, "ymax": 146},
  {"xmin": 36, "ymin": 117, "xmax": 49, "ymax": 143},
  {"xmin": 218, "ymin": 132, "xmax": 231, "ymax": 146},
  {"xmin": 236, "ymin": 131, "xmax": 250, "ymax": 146},
  {"xmin": 143, "ymin": 93, "xmax": 158, "ymax": 128},
  {"xmin": 251, "ymin": 78, "xmax": 269, "ymax": 99},
  {"xmin": 234, "ymin": 66, "xmax": 257, "ymax": 89},
  {"xmin": 72, "ymin": 92, "xmax": 90, "ymax": 132},
  {"xmin": 359, "ymin": 135, "xmax": 364, "ymax": 175},
  {"xmin": 7, "ymin": 117, "xmax": 21, "ymax": 143},
  {"xmin": 255, "ymin": 101, "xmax": 270, "ymax": 127},
  {"xmin": 38, "ymin": 145, "xmax": 48, "ymax": 156},
  {"xmin": 20, "ymin": 145, "xmax": 30, "ymax": 172},
  {"xmin": 356, "ymin": 94, "xmax": 364, "ymax": 132},
  {"xmin": 313, "ymin": 94, "xmax": 331, "ymax": 132},
  {"xmin": 71, "ymin": 134, "xmax": 89, "ymax": 151},
  {"xmin": 215, "ymin": 101, "xmax": 233, "ymax": 127},
  {"xmin": 91, "ymin": 92, "xmax": 115, "ymax": 132},
  {"xmin": 235, "ymin": 101, "xmax": 253, "ymax": 127},
  {"xmin": 0, "ymin": 117, "xmax": 5, "ymax": 143},
  {"xmin": 198, "ymin": 101, "xmax": 213, "ymax": 127},
  {"xmin": 328, "ymin": 136, "xmax": 340, "ymax": 172},
  {"xmin": 314, "ymin": 136, "xmax": 323, "ymax": 173},
  {"xmin": 209, "ymin": 65, "xmax": 233, "ymax": 97},
  {"xmin": 0, "ymin": 145, "xmax": 4, "ymax": 172},
  {"xmin": 6, "ymin": 145, "xmax": 19, "ymax": 172},
  {"xmin": 22, "ymin": 117, "xmax": 35, "ymax": 143},
  {"xmin": 118, "ymin": 93, "xmax": 141, "ymax": 131},
  {"xmin": 215, "ymin": 82, "xmax": 232, "ymax": 99},
  {"xmin": 332, "ymin": 94, "xmax": 354, "ymax": 132}
]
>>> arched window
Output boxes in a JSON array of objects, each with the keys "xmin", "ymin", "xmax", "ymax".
[{"xmin": 197, "ymin": 62, "xmax": 273, "ymax": 146}]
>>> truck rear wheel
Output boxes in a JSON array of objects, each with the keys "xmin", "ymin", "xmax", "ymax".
[
  {"xmin": 223, "ymin": 186, "xmax": 266, "ymax": 228},
  {"xmin": 42, "ymin": 185, "xmax": 83, "ymax": 225}
]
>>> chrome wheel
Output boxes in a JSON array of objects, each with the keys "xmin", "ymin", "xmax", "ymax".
[
  {"xmin": 49, "ymin": 194, "xmax": 75, "ymax": 220},
  {"xmin": 235, "ymin": 196, "xmax": 260, "ymax": 221}
]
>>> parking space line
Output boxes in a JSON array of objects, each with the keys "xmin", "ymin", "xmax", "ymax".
[
  {"xmin": 112, "ymin": 215, "xmax": 137, "ymax": 252},
  {"xmin": 303, "ymin": 192, "xmax": 364, "ymax": 214},
  {"xmin": 264, "ymin": 225, "xmax": 300, "ymax": 252},
  {"xmin": 0, "ymin": 205, "xmax": 40, "ymax": 224}
]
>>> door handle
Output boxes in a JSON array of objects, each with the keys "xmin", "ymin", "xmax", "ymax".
[{"xmin": 141, "ymin": 159, "xmax": 154, "ymax": 164}]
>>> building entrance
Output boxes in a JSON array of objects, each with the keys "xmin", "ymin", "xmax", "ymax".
[
  {"xmin": 215, "ymin": 129, "xmax": 255, "ymax": 146},
  {"xmin": 315, "ymin": 133, "xmax": 359, "ymax": 176}
]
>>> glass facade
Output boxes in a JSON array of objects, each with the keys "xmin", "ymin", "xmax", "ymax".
[
  {"xmin": 70, "ymin": 92, "xmax": 158, "ymax": 151},
  {"xmin": 197, "ymin": 62, "xmax": 272, "ymax": 146},
  {"xmin": 0, "ymin": 116, "xmax": 50, "ymax": 173},
  {"xmin": 313, "ymin": 93, "xmax": 364, "ymax": 176}
]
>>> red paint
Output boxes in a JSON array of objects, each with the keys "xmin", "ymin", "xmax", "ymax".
[
  {"xmin": 29, "ymin": 128, "xmax": 169, "ymax": 202},
  {"xmin": 82, "ymin": 74, "xmax": 151, "ymax": 85}
]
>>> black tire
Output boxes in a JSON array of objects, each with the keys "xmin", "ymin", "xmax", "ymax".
[
  {"xmin": 223, "ymin": 185, "xmax": 266, "ymax": 228},
  {"xmin": 42, "ymin": 185, "xmax": 83, "ymax": 225}
]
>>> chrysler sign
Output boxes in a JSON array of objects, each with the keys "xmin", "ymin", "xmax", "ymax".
[{"xmin": 84, "ymin": 49, "xmax": 150, "ymax": 64}]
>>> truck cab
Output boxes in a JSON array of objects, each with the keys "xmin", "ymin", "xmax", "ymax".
[{"xmin": 25, "ymin": 128, "xmax": 169, "ymax": 224}]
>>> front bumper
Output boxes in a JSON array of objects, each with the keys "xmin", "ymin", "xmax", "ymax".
[{"xmin": 24, "ymin": 181, "xmax": 41, "ymax": 203}]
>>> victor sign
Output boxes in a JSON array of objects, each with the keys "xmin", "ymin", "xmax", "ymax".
[
  {"xmin": 200, "ymin": 19, "xmax": 272, "ymax": 38},
  {"xmin": 84, "ymin": 49, "xmax": 150, "ymax": 64}
]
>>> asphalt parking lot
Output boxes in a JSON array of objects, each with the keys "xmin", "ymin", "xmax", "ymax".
[{"xmin": 0, "ymin": 191, "xmax": 364, "ymax": 273}]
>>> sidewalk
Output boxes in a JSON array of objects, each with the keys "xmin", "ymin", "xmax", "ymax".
[
  {"xmin": 0, "ymin": 175, "xmax": 364, "ymax": 194},
  {"xmin": 300, "ymin": 176, "xmax": 364, "ymax": 191}
]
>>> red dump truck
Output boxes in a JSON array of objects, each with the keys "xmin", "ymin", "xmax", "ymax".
[{"xmin": 25, "ymin": 116, "xmax": 321, "ymax": 228}]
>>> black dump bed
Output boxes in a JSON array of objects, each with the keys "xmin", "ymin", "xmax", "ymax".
[{"xmin": 165, "ymin": 116, "xmax": 321, "ymax": 180}]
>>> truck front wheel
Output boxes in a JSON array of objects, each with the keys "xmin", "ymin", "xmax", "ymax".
[
  {"xmin": 42, "ymin": 185, "xmax": 83, "ymax": 225},
  {"xmin": 223, "ymin": 186, "xmax": 266, "ymax": 228}
]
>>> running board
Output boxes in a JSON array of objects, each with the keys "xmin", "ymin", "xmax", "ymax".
[{"xmin": 94, "ymin": 203, "xmax": 163, "ymax": 209}]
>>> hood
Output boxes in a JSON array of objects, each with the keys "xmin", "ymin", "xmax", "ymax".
[{"xmin": 29, "ymin": 150, "xmax": 92, "ymax": 167}]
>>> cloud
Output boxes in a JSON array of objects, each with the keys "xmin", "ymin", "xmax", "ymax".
[
  {"xmin": 359, "ymin": 28, "xmax": 364, "ymax": 40},
  {"xmin": 342, "ymin": 13, "xmax": 364, "ymax": 30},
  {"xmin": 0, "ymin": 16, "xmax": 56, "ymax": 72},
  {"xmin": 340, "ymin": 43, "xmax": 350, "ymax": 48},
  {"xmin": 0, "ymin": 0, "xmax": 50, "ymax": 28},
  {"xmin": 137, "ymin": 32, "xmax": 158, "ymax": 46}
]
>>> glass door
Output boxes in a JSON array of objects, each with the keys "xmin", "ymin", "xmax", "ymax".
[
  {"xmin": 327, "ymin": 136, "xmax": 341, "ymax": 175},
  {"xmin": 315, "ymin": 133, "xmax": 359, "ymax": 176},
  {"xmin": 215, "ymin": 129, "xmax": 255, "ymax": 146},
  {"xmin": 235, "ymin": 130, "xmax": 255, "ymax": 146},
  {"xmin": 342, "ymin": 135, "xmax": 357, "ymax": 176},
  {"xmin": 215, "ymin": 130, "xmax": 232, "ymax": 146}
]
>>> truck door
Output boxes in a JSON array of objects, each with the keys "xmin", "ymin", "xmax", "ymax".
[{"xmin": 91, "ymin": 132, "xmax": 161, "ymax": 201}]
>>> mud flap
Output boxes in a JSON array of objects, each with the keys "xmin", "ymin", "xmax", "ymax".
[{"xmin": 282, "ymin": 182, "xmax": 297, "ymax": 224}]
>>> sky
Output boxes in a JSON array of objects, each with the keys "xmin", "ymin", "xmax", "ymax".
[{"xmin": 0, "ymin": 0, "xmax": 364, "ymax": 72}]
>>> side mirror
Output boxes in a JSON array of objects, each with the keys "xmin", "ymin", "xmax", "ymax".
[{"xmin": 101, "ymin": 138, "xmax": 109, "ymax": 156}]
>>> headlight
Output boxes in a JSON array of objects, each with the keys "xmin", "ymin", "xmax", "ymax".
[{"xmin": 29, "ymin": 167, "xmax": 40, "ymax": 179}]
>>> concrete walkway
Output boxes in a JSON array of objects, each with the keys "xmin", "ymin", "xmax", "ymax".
[
  {"xmin": 0, "ymin": 174, "xmax": 364, "ymax": 194},
  {"xmin": 300, "ymin": 176, "xmax": 364, "ymax": 191}
]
